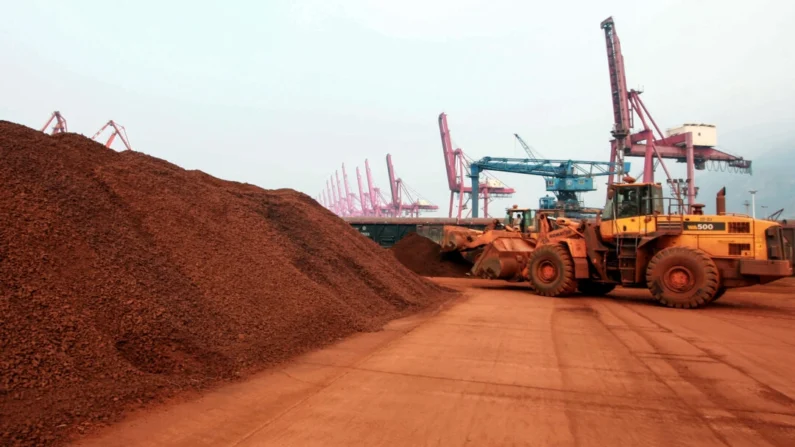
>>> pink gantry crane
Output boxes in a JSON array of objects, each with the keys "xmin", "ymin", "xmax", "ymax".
[
  {"xmin": 355, "ymin": 166, "xmax": 370, "ymax": 216},
  {"xmin": 41, "ymin": 111, "xmax": 68, "ymax": 135},
  {"xmin": 326, "ymin": 180, "xmax": 339, "ymax": 215},
  {"xmin": 330, "ymin": 176, "xmax": 342, "ymax": 215},
  {"xmin": 322, "ymin": 165, "xmax": 367, "ymax": 217},
  {"xmin": 341, "ymin": 164, "xmax": 358, "ymax": 216},
  {"xmin": 321, "ymin": 158, "xmax": 417, "ymax": 217},
  {"xmin": 365, "ymin": 158, "xmax": 392, "ymax": 216},
  {"xmin": 324, "ymin": 189, "xmax": 332, "ymax": 212},
  {"xmin": 438, "ymin": 113, "xmax": 516, "ymax": 219},
  {"xmin": 385, "ymin": 154, "xmax": 439, "ymax": 218},
  {"xmin": 601, "ymin": 16, "xmax": 751, "ymax": 210},
  {"xmin": 92, "ymin": 120, "xmax": 133, "ymax": 151},
  {"xmin": 335, "ymin": 171, "xmax": 347, "ymax": 216},
  {"xmin": 342, "ymin": 164, "xmax": 372, "ymax": 216}
]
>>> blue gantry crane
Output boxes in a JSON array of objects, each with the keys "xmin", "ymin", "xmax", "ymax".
[
  {"xmin": 513, "ymin": 134, "xmax": 556, "ymax": 210},
  {"xmin": 468, "ymin": 134, "xmax": 630, "ymax": 217}
]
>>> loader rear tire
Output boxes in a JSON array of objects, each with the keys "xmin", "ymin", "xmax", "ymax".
[
  {"xmin": 646, "ymin": 247, "xmax": 719, "ymax": 309},
  {"xmin": 578, "ymin": 280, "xmax": 617, "ymax": 296},
  {"xmin": 527, "ymin": 244, "xmax": 578, "ymax": 297}
]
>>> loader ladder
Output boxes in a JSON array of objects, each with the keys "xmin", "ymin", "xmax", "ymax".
[{"xmin": 617, "ymin": 237, "xmax": 640, "ymax": 285}]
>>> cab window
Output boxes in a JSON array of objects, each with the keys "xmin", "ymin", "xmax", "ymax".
[
  {"xmin": 616, "ymin": 188, "xmax": 640, "ymax": 218},
  {"xmin": 651, "ymin": 186, "xmax": 664, "ymax": 214},
  {"xmin": 602, "ymin": 198, "xmax": 614, "ymax": 220},
  {"xmin": 523, "ymin": 210, "xmax": 535, "ymax": 233},
  {"xmin": 638, "ymin": 185, "xmax": 664, "ymax": 215}
]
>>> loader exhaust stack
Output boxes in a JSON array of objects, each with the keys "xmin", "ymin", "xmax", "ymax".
[{"xmin": 716, "ymin": 187, "xmax": 726, "ymax": 215}]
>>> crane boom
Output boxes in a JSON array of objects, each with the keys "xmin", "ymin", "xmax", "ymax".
[
  {"xmin": 385, "ymin": 154, "xmax": 402, "ymax": 215},
  {"xmin": 513, "ymin": 134, "xmax": 542, "ymax": 160},
  {"xmin": 335, "ymin": 171, "xmax": 346, "ymax": 216},
  {"xmin": 330, "ymin": 176, "xmax": 340, "ymax": 215},
  {"xmin": 355, "ymin": 166, "xmax": 368, "ymax": 216},
  {"xmin": 599, "ymin": 16, "xmax": 751, "ymax": 211},
  {"xmin": 91, "ymin": 120, "xmax": 133, "ymax": 151},
  {"xmin": 364, "ymin": 159, "xmax": 380, "ymax": 216},
  {"xmin": 438, "ymin": 113, "xmax": 458, "ymax": 191},
  {"xmin": 437, "ymin": 113, "xmax": 516, "ymax": 218},
  {"xmin": 468, "ymin": 157, "xmax": 629, "ymax": 216},
  {"xmin": 342, "ymin": 164, "xmax": 355, "ymax": 216},
  {"xmin": 41, "ymin": 111, "xmax": 68, "ymax": 135},
  {"xmin": 385, "ymin": 154, "xmax": 439, "ymax": 217},
  {"xmin": 601, "ymin": 16, "xmax": 631, "ymax": 182}
]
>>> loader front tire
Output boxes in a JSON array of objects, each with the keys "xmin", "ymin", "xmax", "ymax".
[
  {"xmin": 646, "ymin": 247, "xmax": 719, "ymax": 309},
  {"xmin": 527, "ymin": 244, "xmax": 578, "ymax": 297}
]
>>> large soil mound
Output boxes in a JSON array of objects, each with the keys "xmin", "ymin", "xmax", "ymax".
[
  {"xmin": 391, "ymin": 233, "xmax": 472, "ymax": 278},
  {"xmin": 0, "ymin": 121, "xmax": 449, "ymax": 446}
]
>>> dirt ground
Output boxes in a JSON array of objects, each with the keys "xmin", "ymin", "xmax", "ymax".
[{"xmin": 75, "ymin": 278, "xmax": 795, "ymax": 447}]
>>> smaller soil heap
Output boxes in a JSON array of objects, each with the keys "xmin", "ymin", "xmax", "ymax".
[{"xmin": 391, "ymin": 233, "xmax": 472, "ymax": 278}]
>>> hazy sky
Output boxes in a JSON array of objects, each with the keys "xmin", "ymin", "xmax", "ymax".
[{"xmin": 2, "ymin": 0, "xmax": 794, "ymax": 216}]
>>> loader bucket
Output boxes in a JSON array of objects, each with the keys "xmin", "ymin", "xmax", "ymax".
[
  {"xmin": 470, "ymin": 237, "xmax": 536, "ymax": 281},
  {"xmin": 440, "ymin": 225, "xmax": 484, "ymax": 253},
  {"xmin": 415, "ymin": 225, "xmax": 445, "ymax": 245}
]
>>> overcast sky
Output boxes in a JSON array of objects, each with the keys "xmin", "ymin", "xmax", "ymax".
[{"xmin": 2, "ymin": 0, "xmax": 794, "ymax": 216}]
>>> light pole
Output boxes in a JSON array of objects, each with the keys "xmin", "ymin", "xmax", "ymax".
[
  {"xmin": 761, "ymin": 205, "xmax": 769, "ymax": 219},
  {"xmin": 749, "ymin": 190, "xmax": 758, "ymax": 219}
]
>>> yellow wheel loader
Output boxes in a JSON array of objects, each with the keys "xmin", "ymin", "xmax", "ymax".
[{"xmin": 467, "ymin": 182, "xmax": 792, "ymax": 308}]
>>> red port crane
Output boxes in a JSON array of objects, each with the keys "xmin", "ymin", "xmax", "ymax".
[
  {"xmin": 335, "ymin": 171, "xmax": 346, "ymax": 216},
  {"xmin": 326, "ymin": 180, "xmax": 338, "ymax": 215},
  {"xmin": 601, "ymin": 16, "xmax": 750, "ymax": 209},
  {"xmin": 330, "ymin": 176, "xmax": 341, "ymax": 215},
  {"xmin": 341, "ymin": 164, "xmax": 357, "ymax": 216},
  {"xmin": 321, "ymin": 159, "xmax": 397, "ymax": 217},
  {"xmin": 385, "ymin": 154, "xmax": 439, "ymax": 218},
  {"xmin": 438, "ymin": 113, "xmax": 516, "ymax": 219},
  {"xmin": 365, "ymin": 159, "xmax": 379, "ymax": 216},
  {"xmin": 91, "ymin": 120, "xmax": 133, "ymax": 151},
  {"xmin": 339, "ymin": 163, "xmax": 370, "ymax": 216},
  {"xmin": 41, "ymin": 111, "xmax": 68, "ymax": 135},
  {"xmin": 365, "ymin": 158, "xmax": 392, "ymax": 216},
  {"xmin": 386, "ymin": 154, "xmax": 404, "ymax": 216},
  {"xmin": 355, "ymin": 166, "xmax": 369, "ymax": 216}
]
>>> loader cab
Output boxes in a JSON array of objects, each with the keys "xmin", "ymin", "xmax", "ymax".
[
  {"xmin": 600, "ymin": 183, "xmax": 664, "ymax": 239},
  {"xmin": 602, "ymin": 183, "xmax": 664, "ymax": 220},
  {"xmin": 504, "ymin": 207, "xmax": 535, "ymax": 234}
]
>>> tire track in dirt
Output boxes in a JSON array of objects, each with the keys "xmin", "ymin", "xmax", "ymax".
[
  {"xmin": 602, "ymin": 299, "xmax": 794, "ymax": 446},
  {"xmin": 548, "ymin": 299, "xmax": 717, "ymax": 446},
  {"xmin": 574, "ymin": 298, "xmax": 737, "ymax": 446}
]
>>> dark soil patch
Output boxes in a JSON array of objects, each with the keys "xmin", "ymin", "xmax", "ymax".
[{"xmin": 390, "ymin": 232, "xmax": 472, "ymax": 278}]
